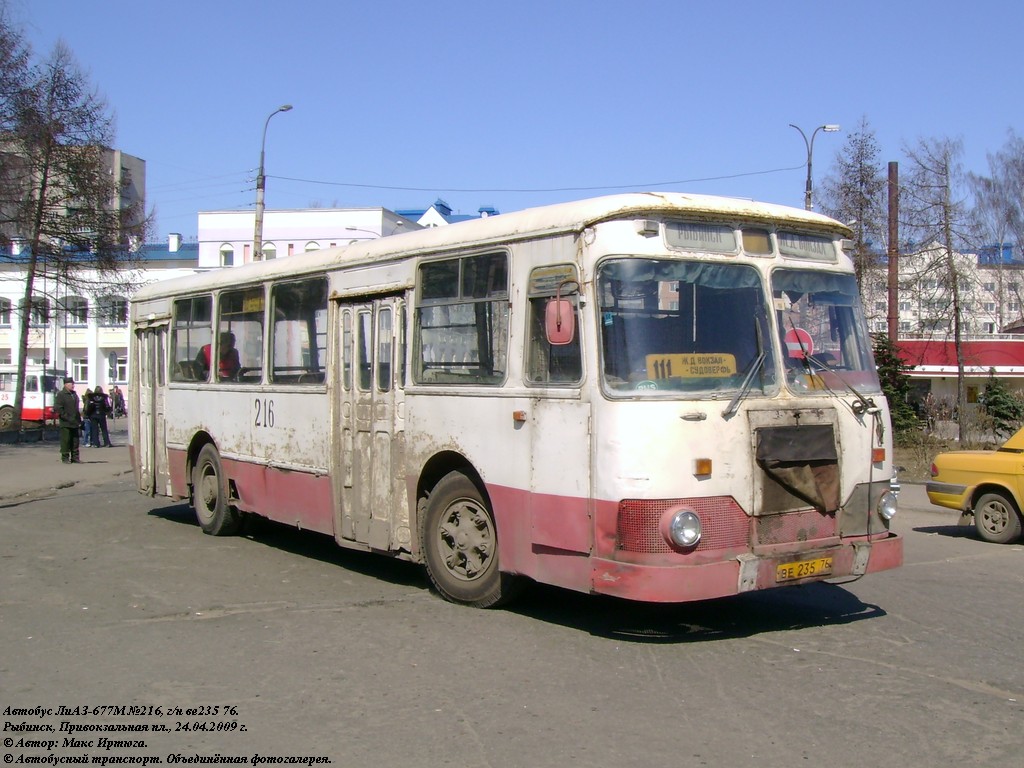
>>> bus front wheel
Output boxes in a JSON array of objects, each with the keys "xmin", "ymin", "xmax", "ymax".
[
  {"xmin": 420, "ymin": 471, "xmax": 518, "ymax": 608},
  {"xmin": 192, "ymin": 444, "xmax": 241, "ymax": 536},
  {"xmin": 0, "ymin": 406, "xmax": 13, "ymax": 430}
]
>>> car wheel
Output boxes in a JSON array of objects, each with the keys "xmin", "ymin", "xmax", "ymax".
[{"xmin": 974, "ymin": 492, "xmax": 1023, "ymax": 544}]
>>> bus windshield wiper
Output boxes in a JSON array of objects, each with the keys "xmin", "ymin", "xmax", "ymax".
[
  {"xmin": 722, "ymin": 319, "xmax": 765, "ymax": 419},
  {"xmin": 802, "ymin": 352, "xmax": 879, "ymax": 416}
]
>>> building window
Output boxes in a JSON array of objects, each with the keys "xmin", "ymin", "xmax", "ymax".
[
  {"xmin": 983, "ymin": 322, "xmax": 996, "ymax": 333},
  {"xmin": 984, "ymin": 302, "xmax": 996, "ymax": 312},
  {"xmin": 0, "ymin": 298, "xmax": 10, "ymax": 326},
  {"xmin": 263, "ymin": 243, "xmax": 277, "ymax": 260},
  {"xmin": 304, "ymin": 241, "xmax": 320, "ymax": 252},
  {"xmin": 62, "ymin": 296, "xmax": 89, "ymax": 326},
  {"xmin": 71, "ymin": 358, "xmax": 89, "ymax": 382},
  {"xmin": 874, "ymin": 301, "xmax": 886, "ymax": 312},
  {"xmin": 220, "ymin": 243, "xmax": 235, "ymax": 267},
  {"xmin": 98, "ymin": 295, "xmax": 128, "ymax": 326},
  {"xmin": 108, "ymin": 355, "xmax": 127, "ymax": 382},
  {"xmin": 24, "ymin": 296, "xmax": 50, "ymax": 326}
]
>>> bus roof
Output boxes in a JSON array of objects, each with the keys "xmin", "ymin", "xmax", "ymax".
[{"xmin": 132, "ymin": 192, "xmax": 850, "ymax": 302}]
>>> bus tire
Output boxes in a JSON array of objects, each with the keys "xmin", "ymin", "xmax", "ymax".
[
  {"xmin": 974, "ymin": 492, "xmax": 1023, "ymax": 544},
  {"xmin": 420, "ymin": 471, "xmax": 518, "ymax": 608},
  {"xmin": 0, "ymin": 405, "xmax": 13, "ymax": 430},
  {"xmin": 192, "ymin": 444, "xmax": 241, "ymax": 536}
]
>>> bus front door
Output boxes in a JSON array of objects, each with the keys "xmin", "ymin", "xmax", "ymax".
[{"xmin": 333, "ymin": 298, "xmax": 408, "ymax": 553}]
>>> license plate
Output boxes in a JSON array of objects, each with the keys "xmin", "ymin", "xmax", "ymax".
[{"xmin": 776, "ymin": 556, "xmax": 833, "ymax": 582}]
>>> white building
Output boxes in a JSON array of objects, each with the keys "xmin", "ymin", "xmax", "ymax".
[
  {"xmin": 0, "ymin": 201, "xmax": 499, "ymax": 399},
  {"xmin": 0, "ymin": 238, "xmax": 200, "ymax": 396},
  {"xmin": 199, "ymin": 208, "xmax": 421, "ymax": 268}
]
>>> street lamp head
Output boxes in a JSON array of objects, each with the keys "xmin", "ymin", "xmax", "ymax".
[
  {"xmin": 822, "ymin": 124, "xmax": 840, "ymax": 132},
  {"xmin": 278, "ymin": 104, "xmax": 293, "ymax": 113}
]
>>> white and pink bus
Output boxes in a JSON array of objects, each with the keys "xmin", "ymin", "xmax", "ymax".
[
  {"xmin": 0, "ymin": 364, "xmax": 62, "ymax": 429},
  {"xmin": 129, "ymin": 193, "xmax": 902, "ymax": 606}
]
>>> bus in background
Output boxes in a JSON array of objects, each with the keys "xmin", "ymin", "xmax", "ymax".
[
  {"xmin": 0, "ymin": 364, "xmax": 62, "ymax": 429},
  {"xmin": 129, "ymin": 193, "xmax": 902, "ymax": 607}
]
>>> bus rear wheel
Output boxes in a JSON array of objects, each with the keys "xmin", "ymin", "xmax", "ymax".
[
  {"xmin": 420, "ymin": 471, "xmax": 519, "ymax": 608},
  {"xmin": 192, "ymin": 444, "xmax": 241, "ymax": 536},
  {"xmin": 0, "ymin": 406, "xmax": 13, "ymax": 430}
]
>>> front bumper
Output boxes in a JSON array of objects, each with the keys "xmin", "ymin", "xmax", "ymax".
[{"xmin": 590, "ymin": 532, "xmax": 904, "ymax": 603}]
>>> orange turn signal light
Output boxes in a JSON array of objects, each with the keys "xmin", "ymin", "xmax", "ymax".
[
  {"xmin": 872, "ymin": 448, "xmax": 886, "ymax": 463},
  {"xmin": 694, "ymin": 458, "xmax": 712, "ymax": 476}
]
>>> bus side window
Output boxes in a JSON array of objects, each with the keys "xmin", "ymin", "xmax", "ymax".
[
  {"xmin": 525, "ymin": 266, "xmax": 582, "ymax": 386},
  {"xmin": 171, "ymin": 295, "xmax": 213, "ymax": 383},
  {"xmin": 271, "ymin": 277, "xmax": 328, "ymax": 384},
  {"xmin": 527, "ymin": 295, "xmax": 582, "ymax": 384},
  {"xmin": 218, "ymin": 288, "xmax": 264, "ymax": 383},
  {"xmin": 414, "ymin": 252, "xmax": 509, "ymax": 385}
]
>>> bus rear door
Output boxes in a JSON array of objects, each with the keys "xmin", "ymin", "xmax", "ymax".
[
  {"xmin": 333, "ymin": 296, "xmax": 409, "ymax": 552},
  {"xmin": 134, "ymin": 325, "xmax": 169, "ymax": 496}
]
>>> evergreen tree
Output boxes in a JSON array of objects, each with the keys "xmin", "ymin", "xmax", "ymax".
[
  {"xmin": 873, "ymin": 335, "xmax": 918, "ymax": 436},
  {"xmin": 981, "ymin": 369, "xmax": 1024, "ymax": 438}
]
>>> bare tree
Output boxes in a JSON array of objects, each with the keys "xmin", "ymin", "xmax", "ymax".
[
  {"xmin": 0, "ymin": 28, "xmax": 148, "ymax": 431},
  {"xmin": 969, "ymin": 130, "xmax": 1024, "ymax": 329},
  {"xmin": 819, "ymin": 117, "xmax": 888, "ymax": 289},
  {"xmin": 901, "ymin": 136, "xmax": 973, "ymax": 440},
  {"xmin": 0, "ymin": 4, "xmax": 31, "ymax": 234}
]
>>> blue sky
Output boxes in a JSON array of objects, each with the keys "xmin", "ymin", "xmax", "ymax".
[{"xmin": 15, "ymin": 0, "xmax": 1023, "ymax": 243}]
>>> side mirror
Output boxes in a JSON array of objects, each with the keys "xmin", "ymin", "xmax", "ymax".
[{"xmin": 545, "ymin": 298, "xmax": 576, "ymax": 346}]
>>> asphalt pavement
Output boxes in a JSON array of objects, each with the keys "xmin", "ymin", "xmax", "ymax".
[{"xmin": 0, "ymin": 419, "xmax": 132, "ymax": 502}]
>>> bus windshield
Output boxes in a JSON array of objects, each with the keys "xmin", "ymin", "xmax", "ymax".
[
  {"xmin": 598, "ymin": 258, "xmax": 776, "ymax": 396},
  {"xmin": 772, "ymin": 268, "xmax": 880, "ymax": 394}
]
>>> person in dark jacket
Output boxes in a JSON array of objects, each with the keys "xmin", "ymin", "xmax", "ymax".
[
  {"xmin": 54, "ymin": 376, "xmax": 82, "ymax": 463},
  {"xmin": 87, "ymin": 385, "xmax": 113, "ymax": 447}
]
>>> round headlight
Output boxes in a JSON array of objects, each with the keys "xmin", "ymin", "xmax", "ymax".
[
  {"xmin": 662, "ymin": 508, "xmax": 702, "ymax": 549},
  {"xmin": 877, "ymin": 490, "xmax": 898, "ymax": 521}
]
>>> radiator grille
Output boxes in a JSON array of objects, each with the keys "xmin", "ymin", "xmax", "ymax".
[
  {"xmin": 616, "ymin": 497, "xmax": 749, "ymax": 553},
  {"xmin": 756, "ymin": 508, "xmax": 836, "ymax": 545}
]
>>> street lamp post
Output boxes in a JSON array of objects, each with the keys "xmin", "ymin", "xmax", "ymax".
[
  {"xmin": 789, "ymin": 123, "xmax": 840, "ymax": 210},
  {"xmin": 253, "ymin": 104, "xmax": 293, "ymax": 262}
]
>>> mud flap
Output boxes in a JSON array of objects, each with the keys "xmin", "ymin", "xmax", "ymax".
[
  {"xmin": 737, "ymin": 553, "xmax": 759, "ymax": 592},
  {"xmin": 852, "ymin": 541, "xmax": 870, "ymax": 575}
]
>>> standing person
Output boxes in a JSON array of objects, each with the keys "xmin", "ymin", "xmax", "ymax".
[
  {"xmin": 82, "ymin": 388, "xmax": 94, "ymax": 447},
  {"xmin": 87, "ymin": 385, "xmax": 113, "ymax": 447},
  {"xmin": 54, "ymin": 376, "xmax": 82, "ymax": 464},
  {"xmin": 111, "ymin": 384, "xmax": 126, "ymax": 418}
]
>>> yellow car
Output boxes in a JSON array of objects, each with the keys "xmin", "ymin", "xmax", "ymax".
[{"xmin": 927, "ymin": 428, "xmax": 1024, "ymax": 544}]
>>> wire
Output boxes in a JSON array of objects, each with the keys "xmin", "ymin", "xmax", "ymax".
[{"xmin": 268, "ymin": 164, "xmax": 806, "ymax": 195}]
